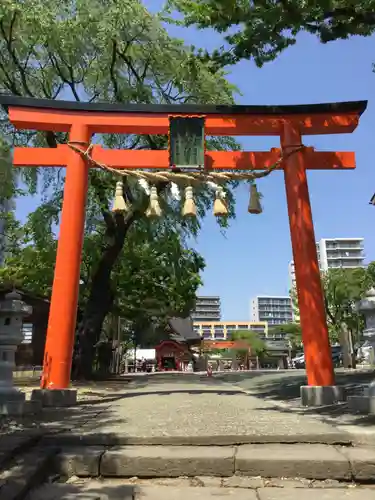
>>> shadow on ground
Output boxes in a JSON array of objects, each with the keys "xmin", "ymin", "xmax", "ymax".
[
  {"xmin": 3, "ymin": 369, "xmax": 375, "ymax": 449},
  {"xmin": 218, "ymin": 369, "xmax": 375, "ymax": 401},
  {"xmin": 219, "ymin": 369, "xmax": 375, "ymax": 428},
  {"xmin": 28, "ymin": 480, "xmax": 137, "ymax": 500},
  {"xmin": 2, "ymin": 375, "xmax": 249, "ymax": 438}
]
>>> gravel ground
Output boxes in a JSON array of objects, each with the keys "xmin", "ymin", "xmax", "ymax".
[
  {"xmin": 0, "ymin": 385, "xmax": 118, "ymax": 434},
  {"xmin": 3, "ymin": 371, "xmax": 375, "ymax": 438},
  {"xmin": 73, "ymin": 379, "xmax": 346, "ymax": 439}
]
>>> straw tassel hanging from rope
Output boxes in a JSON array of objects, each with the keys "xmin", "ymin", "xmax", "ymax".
[
  {"xmin": 112, "ymin": 180, "xmax": 129, "ymax": 213},
  {"xmin": 248, "ymin": 183, "xmax": 262, "ymax": 214},
  {"xmin": 213, "ymin": 186, "xmax": 228, "ymax": 217},
  {"xmin": 146, "ymin": 186, "xmax": 162, "ymax": 218},
  {"xmin": 182, "ymin": 185, "xmax": 196, "ymax": 217}
]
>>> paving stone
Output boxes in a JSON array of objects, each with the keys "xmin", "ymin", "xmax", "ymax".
[
  {"xmin": 100, "ymin": 446, "xmax": 235, "ymax": 478},
  {"xmin": 26, "ymin": 481, "xmax": 135, "ymax": 500},
  {"xmin": 264, "ymin": 478, "xmax": 312, "ymax": 488},
  {"xmin": 258, "ymin": 488, "xmax": 375, "ymax": 499},
  {"xmin": 222, "ymin": 476, "xmax": 264, "ymax": 488},
  {"xmin": 192, "ymin": 477, "xmax": 222, "ymax": 487},
  {"xmin": 135, "ymin": 486, "xmax": 257, "ymax": 499},
  {"xmin": 56, "ymin": 447, "xmax": 105, "ymax": 477},
  {"xmin": 235, "ymin": 444, "xmax": 351, "ymax": 480},
  {"xmin": 143, "ymin": 478, "xmax": 193, "ymax": 487},
  {"xmin": 341, "ymin": 447, "xmax": 375, "ymax": 481},
  {"xmin": 310, "ymin": 479, "xmax": 355, "ymax": 489}
]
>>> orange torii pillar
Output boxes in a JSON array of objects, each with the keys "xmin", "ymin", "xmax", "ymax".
[{"xmin": 1, "ymin": 95, "xmax": 366, "ymax": 406}]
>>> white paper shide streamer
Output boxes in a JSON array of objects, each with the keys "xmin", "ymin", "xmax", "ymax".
[
  {"xmin": 138, "ymin": 178, "xmax": 150, "ymax": 195},
  {"xmin": 170, "ymin": 182, "xmax": 181, "ymax": 201}
]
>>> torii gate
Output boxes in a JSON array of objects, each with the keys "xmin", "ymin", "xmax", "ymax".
[{"xmin": 0, "ymin": 96, "xmax": 366, "ymax": 401}]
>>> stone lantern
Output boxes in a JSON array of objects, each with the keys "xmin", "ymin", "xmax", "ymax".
[
  {"xmin": 347, "ymin": 288, "xmax": 375, "ymax": 414},
  {"xmin": 0, "ymin": 291, "xmax": 33, "ymax": 415},
  {"xmin": 356, "ymin": 287, "xmax": 375, "ymax": 364}
]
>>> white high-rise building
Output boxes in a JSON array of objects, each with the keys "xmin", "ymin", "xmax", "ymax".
[
  {"xmin": 251, "ymin": 295, "xmax": 293, "ymax": 326},
  {"xmin": 289, "ymin": 238, "xmax": 365, "ymax": 289},
  {"xmin": 191, "ymin": 296, "xmax": 221, "ymax": 322}
]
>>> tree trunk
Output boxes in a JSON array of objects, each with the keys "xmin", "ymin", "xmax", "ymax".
[
  {"xmin": 75, "ymin": 214, "xmax": 133, "ymax": 379},
  {"xmin": 76, "ymin": 279, "xmax": 115, "ymax": 379},
  {"xmin": 339, "ymin": 322, "xmax": 353, "ymax": 369}
]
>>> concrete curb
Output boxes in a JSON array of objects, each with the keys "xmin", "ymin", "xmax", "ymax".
[
  {"xmin": 42, "ymin": 431, "xmax": 353, "ymax": 447},
  {"xmin": 55, "ymin": 444, "xmax": 375, "ymax": 482}
]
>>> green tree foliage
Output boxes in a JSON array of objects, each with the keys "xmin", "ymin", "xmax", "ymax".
[
  {"xmin": 268, "ymin": 322, "xmax": 302, "ymax": 348},
  {"xmin": 0, "ymin": 210, "xmax": 206, "ymax": 372},
  {"xmin": 322, "ymin": 267, "xmax": 369, "ymax": 342},
  {"xmin": 0, "ymin": 218, "xmax": 205, "ymax": 319},
  {"xmin": 290, "ymin": 266, "xmax": 373, "ymax": 345},
  {"xmin": 365, "ymin": 261, "xmax": 375, "ymax": 288},
  {"xmin": 166, "ymin": 1, "xmax": 375, "ymax": 67},
  {"xmin": 0, "ymin": 0, "xmax": 251, "ymax": 376},
  {"xmin": 231, "ymin": 329, "xmax": 267, "ymax": 356}
]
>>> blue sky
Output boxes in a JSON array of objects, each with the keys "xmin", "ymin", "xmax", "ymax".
[{"xmin": 16, "ymin": 1, "xmax": 375, "ymax": 321}]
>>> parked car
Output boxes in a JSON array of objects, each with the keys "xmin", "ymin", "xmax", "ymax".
[
  {"xmin": 291, "ymin": 352, "xmax": 304, "ymax": 369},
  {"xmin": 292, "ymin": 346, "xmax": 343, "ymax": 369},
  {"xmin": 331, "ymin": 346, "xmax": 343, "ymax": 367}
]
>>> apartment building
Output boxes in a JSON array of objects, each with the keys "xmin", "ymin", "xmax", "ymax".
[
  {"xmin": 191, "ymin": 296, "xmax": 221, "ymax": 322},
  {"xmin": 251, "ymin": 296, "xmax": 293, "ymax": 326},
  {"xmin": 289, "ymin": 237, "xmax": 365, "ymax": 289},
  {"xmin": 193, "ymin": 321, "xmax": 268, "ymax": 340}
]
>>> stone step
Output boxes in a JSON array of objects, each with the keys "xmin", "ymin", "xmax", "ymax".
[
  {"xmin": 55, "ymin": 444, "xmax": 375, "ymax": 482},
  {"xmin": 0, "ymin": 430, "xmax": 43, "ymax": 470},
  {"xmin": 0, "ymin": 447, "xmax": 58, "ymax": 500},
  {"xmin": 25, "ymin": 481, "xmax": 375, "ymax": 500},
  {"xmin": 42, "ymin": 430, "xmax": 354, "ymax": 447}
]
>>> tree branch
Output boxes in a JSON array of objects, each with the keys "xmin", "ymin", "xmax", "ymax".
[
  {"xmin": 0, "ymin": 16, "xmax": 34, "ymax": 97},
  {"xmin": 47, "ymin": 51, "xmax": 81, "ymax": 101},
  {"xmin": 90, "ymin": 171, "xmax": 117, "ymax": 236},
  {"xmin": 324, "ymin": 291, "xmax": 336, "ymax": 325},
  {"xmin": 110, "ymin": 41, "xmax": 121, "ymax": 100},
  {"xmin": 0, "ymin": 58, "xmax": 20, "ymax": 95}
]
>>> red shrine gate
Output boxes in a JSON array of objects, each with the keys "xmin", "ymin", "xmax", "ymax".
[{"xmin": 0, "ymin": 96, "xmax": 366, "ymax": 391}]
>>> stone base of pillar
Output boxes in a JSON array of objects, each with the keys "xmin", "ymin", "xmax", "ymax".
[
  {"xmin": 300, "ymin": 385, "xmax": 346, "ymax": 406},
  {"xmin": 31, "ymin": 389, "xmax": 77, "ymax": 407},
  {"xmin": 0, "ymin": 399, "xmax": 41, "ymax": 416},
  {"xmin": 347, "ymin": 395, "xmax": 375, "ymax": 414}
]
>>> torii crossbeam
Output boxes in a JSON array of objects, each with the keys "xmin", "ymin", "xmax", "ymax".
[{"xmin": 0, "ymin": 95, "xmax": 366, "ymax": 400}]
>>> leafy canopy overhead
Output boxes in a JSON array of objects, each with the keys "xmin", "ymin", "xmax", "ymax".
[
  {"xmin": 166, "ymin": 1, "xmax": 375, "ymax": 67},
  {"xmin": 0, "ymin": 214, "xmax": 206, "ymax": 323},
  {"xmin": 0, "ymin": 0, "xmax": 243, "ymax": 345}
]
